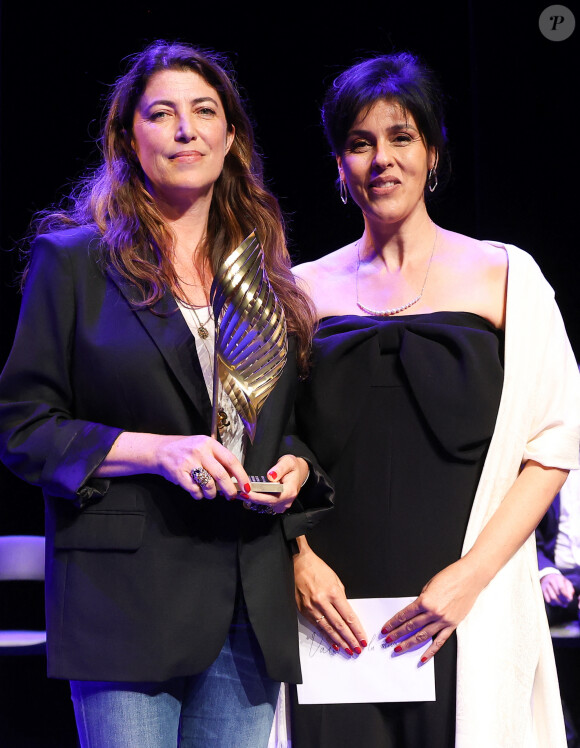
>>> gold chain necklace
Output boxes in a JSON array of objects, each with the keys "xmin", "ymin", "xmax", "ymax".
[
  {"xmin": 190, "ymin": 305, "xmax": 212, "ymax": 339},
  {"xmin": 356, "ymin": 226, "xmax": 438, "ymax": 316},
  {"xmin": 189, "ymin": 306, "xmax": 230, "ymax": 433},
  {"xmin": 176, "ymin": 268, "xmax": 229, "ymax": 431}
]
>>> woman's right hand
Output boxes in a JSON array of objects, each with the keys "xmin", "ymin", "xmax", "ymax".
[
  {"xmin": 154, "ymin": 434, "xmax": 250, "ymax": 500},
  {"xmin": 293, "ymin": 536, "xmax": 368, "ymax": 655},
  {"xmin": 95, "ymin": 432, "xmax": 251, "ymax": 501}
]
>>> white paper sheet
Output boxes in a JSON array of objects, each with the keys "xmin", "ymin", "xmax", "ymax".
[{"xmin": 297, "ymin": 597, "xmax": 436, "ymax": 704}]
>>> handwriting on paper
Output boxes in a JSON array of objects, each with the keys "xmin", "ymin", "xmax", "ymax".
[{"xmin": 297, "ymin": 597, "xmax": 435, "ymax": 704}]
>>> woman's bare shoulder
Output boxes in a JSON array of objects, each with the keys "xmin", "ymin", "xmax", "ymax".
[
  {"xmin": 293, "ymin": 245, "xmax": 354, "ymax": 287},
  {"xmin": 436, "ymin": 231, "xmax": 508, "ymax": 294},
  {"xmin": 442, "ymin": 229, "xmax": 508, "ymax": 268},
  {"xmin": 435, "ymin": 229, "xmax": 508, "ymax": 328},
  {"xmin": 292, "ymin": 244, "xmax": 357, "ymax": 317}
]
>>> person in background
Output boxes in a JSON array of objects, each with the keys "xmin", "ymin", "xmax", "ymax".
[
  {"xmin": 537, "ymin": 465, "xmax": 580, "ymax": 625},
  {"xmin": 0, "ymin": 40, "xmax": 331, "ymax": 748},
  {"xmin": 536, "ymin": 455, "xmax": 580, "ymax": 748}
]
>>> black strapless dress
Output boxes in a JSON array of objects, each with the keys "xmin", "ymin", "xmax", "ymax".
[{"xmin": 290, "ymin": 312, "xmax": 504, "ymax": 748}]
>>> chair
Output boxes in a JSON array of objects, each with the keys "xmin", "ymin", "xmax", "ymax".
[
  {"xmin": 550, "ymin": 619, "xmax": 580, "ymax": 648},
  {"xmin": 0, "ymin": 535, "xmax": 47, "ymax": 655}
]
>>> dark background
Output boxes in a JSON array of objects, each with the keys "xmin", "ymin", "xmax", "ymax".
[{"xmin": 0, "ymin": 2, "xmax": 578, "ymax": 745}]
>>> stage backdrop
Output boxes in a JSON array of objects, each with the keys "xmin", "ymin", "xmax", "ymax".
[
  {"xmin": 0, "ymin": 2, "xmax": 577, "ymax": 742},
  {"xmin": 1, "ymin": 0, "xmax": 578, "ymax": 535}
]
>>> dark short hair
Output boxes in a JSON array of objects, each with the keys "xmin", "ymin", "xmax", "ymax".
[{"xmin": 322, "ymin": 53, "xmax": 449, "ymax": 192}]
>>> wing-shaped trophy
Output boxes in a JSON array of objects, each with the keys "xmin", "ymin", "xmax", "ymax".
[{"xmin": 210, "ymin": 230, "xmax": 288, "ymax": 451}]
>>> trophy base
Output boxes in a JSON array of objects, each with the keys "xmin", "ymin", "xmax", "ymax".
[{"xmin": 233, "ymin": 476, "xmax": 283, "ymax": 493}]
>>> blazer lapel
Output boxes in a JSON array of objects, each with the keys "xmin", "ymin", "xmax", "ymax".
[{"xmin": 107, "ymin": 266, "xmax": 213, "ymax": 427}]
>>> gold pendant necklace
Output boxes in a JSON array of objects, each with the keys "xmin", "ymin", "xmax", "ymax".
[
  {"xmin": 190, "ymin": 307, "xmax": 230, "ymax": 435},
  {"xmin": 356, "ymin": 226, "xmax": 438, "ymax": 316},
  {"xmin": 190, "ymin": 306, "xmax": 212, "ymax": 339}
]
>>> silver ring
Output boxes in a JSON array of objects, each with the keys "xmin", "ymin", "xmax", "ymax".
[
  {"xmin": 190, "ymin": 467, "xmax": 212, "ymax": 487},
  {"xmin": 243, "ymin": 501, "xmax": 276, "ymax": 515},
  {"xmin": 315, "ymin": 615, "xmax": 326, "ymax": 624}
]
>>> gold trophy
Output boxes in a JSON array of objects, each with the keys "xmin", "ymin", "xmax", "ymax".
[{"xmin": 210, "ymin": 230, "xmax": 287, "ymax": 493}]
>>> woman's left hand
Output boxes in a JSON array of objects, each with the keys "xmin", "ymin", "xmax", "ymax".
[
  {"xmin": 381, "ymin": 558, "xmax": 481, "ymax": 663},
  {"xmin": 383, "ymin": 462, "xmax": 569, "ymax": 664},
  {"xmin": 239, "ymin": 455, "xmax": 309, "ymax": 514}
]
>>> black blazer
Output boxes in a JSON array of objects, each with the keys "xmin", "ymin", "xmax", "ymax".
[{"xmin": 0, "ymin": 226, "xmax": 332, "ymax": 683}]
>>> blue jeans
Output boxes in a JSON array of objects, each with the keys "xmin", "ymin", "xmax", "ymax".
[{"xmin": 70, "ymin": 602, "xmax": 280, "ymax": 747}]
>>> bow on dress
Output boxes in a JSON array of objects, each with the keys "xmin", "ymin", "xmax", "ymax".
[{"xmin": 296, "ymin": 313, "xmax": 504, "ymax": 468}]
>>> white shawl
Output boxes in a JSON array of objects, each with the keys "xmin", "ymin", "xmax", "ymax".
[{"xmin": 456, "ymin": 244, "xmax": 580, "ymax": 747}]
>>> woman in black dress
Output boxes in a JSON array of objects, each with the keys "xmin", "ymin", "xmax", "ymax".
[{"xmin": 289, "ymin": 53, "xmax": 580, "ymax": 747}]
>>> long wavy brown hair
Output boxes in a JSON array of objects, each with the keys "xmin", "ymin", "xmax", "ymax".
[{"xmin": 26, "ymin": 40, "xmax": 315, "ymax": 372}]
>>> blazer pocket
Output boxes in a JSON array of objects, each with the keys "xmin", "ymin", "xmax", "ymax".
[{"xmin": 54, "ymin": 509, "xmax": 145, "ymax": 551}]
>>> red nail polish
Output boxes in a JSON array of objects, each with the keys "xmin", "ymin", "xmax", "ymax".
[
  {"xmin": 385, "ymin": 636, "xmax": 393, "ymax": 643},
  {"xmin": 394, "ymin": 645, "xmax": 402, "ymax": 653},
  {"xmin": 360, "ymin": 640, "xmax": 368, "ymax": 648},
  {"xmin": 244, "ymin": 483, "xmax": 251, "ymax": 493},
  {"xmin": 354, "ymin": 646, "xmax": 362, "ymax": 655},
  {"xmin": 381, "ymin": 627, "xmax": 389, "ymax": 635},
  {"xmin": 239, "ymin": 492, "xmax": 249, "ymax": 499},
  {"xmin": 420, "ymin": 656, "xmax": 428, "ymax": 663},
  {"xmin": 268, "ymin": 471, "xmax": 278, "ymax": 480},
  {"xmin": 332, "ymin": 644, "xmax": 340, "ymax": 652},
  {"xmin": 344, "ymin": 647, "xmax": 354, "ymax": 656}
]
